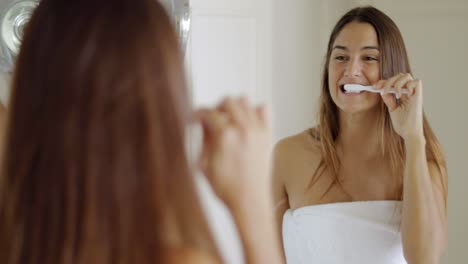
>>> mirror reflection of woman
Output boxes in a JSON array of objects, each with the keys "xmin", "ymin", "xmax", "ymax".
[{"xmin": 273, "ymin": 6, "xmax": 447, "ymax": 264}]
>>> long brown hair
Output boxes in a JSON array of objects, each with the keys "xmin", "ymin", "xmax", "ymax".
[
  {"xmin": 312, "ymin": 6, "xmax": 447, "ymax": 204},
  {"xmin": 0, "ymin": 0, "xmax": 220, "ymax": 263}
]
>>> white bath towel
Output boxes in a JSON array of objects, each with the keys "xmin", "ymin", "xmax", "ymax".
[{"xmin": 282, "ymin": 201, "xmax": 407, "ymax": 264}]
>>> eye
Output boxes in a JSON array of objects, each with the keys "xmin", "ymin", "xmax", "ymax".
[
  {"xmin": 363, "ymin": 56, "xmax": 379, "ymax": 62},
  {"xmin": 334, "ymin": 55, "xmax": 347, "ymax": 61}
]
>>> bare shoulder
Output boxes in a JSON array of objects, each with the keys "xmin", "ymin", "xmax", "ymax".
[
  {"xmin": 164, "ymin": 247, "xmax": 219, "ymax": 264},
  {"xmin": 274, "ymin": 127, "xmax": 321, "ymax": 161},
  {"xmin": 273, "ymin": 127, "xmax": 322, "ymax": 186}
]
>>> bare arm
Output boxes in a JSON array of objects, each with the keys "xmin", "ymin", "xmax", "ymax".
[
  {"xmin": 272, "ymin": 140, "xmax": 291, "ymax": 264},
  {"xmin": 376, "ymin": 74, "xmax": 447, "ymax": 264},
  {"xmin": 197, "ymin": 97, "xmax": 283, "ymax": 264},
  {"xmin": 401, "ymin": 137, "xmax": 447, "ymax": 264},
  {"xmin": 228, "ymin": 191, "xmax": 283, "ymax": 264}
]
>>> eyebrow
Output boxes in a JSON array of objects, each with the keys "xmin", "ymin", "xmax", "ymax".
[{"xmin": 333, "ymin": 45, "xmax": 379, "ymax": 51}]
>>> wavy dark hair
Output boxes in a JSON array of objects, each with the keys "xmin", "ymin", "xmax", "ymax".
[{"xmin": 0, "ymin": 0, "xmax": 220, "ymax": 263}]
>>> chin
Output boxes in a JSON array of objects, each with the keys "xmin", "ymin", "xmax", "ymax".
[
  {"xmin": 331, "ymin": 86, "xmax": 381, "ymax": 113},
  {"xmin": 336, "ymin": 101, "xmax": 380, "ymax": 115}
]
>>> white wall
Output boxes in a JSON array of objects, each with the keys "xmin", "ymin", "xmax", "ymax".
[{"xmin": 271, "ymin": 1, "xmax": 468, "ymax": 263}]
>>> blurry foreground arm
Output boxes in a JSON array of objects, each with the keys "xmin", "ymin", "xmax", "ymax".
[
  {"xmin": 197, "ymin": 97, "xmax": 283, "ymax": 264},
  {"xmin": 271, "ymin": 140, "xmax": 291, "ymax": 264}
]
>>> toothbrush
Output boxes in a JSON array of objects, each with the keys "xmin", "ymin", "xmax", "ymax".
[{"xmin": 344, "ymin": 84, "xmax": 410, "ymax": 95}]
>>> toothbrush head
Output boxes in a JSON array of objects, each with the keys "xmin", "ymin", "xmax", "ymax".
[{"xmin": 343, "ymin": 84, "xmax": 366, "ymax": 93}]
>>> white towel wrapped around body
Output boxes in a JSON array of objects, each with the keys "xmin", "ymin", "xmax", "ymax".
[{"xmin": 282, "ymin": 201, "xmax": 407, "ymax": 264}]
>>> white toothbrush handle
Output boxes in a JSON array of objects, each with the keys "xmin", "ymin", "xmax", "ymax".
[
  {"xmin": 383, "ymin": 89, "xmax": 410, "ymax": 95},
  {"xmin": 364, "ymin": 86, "xmax": 410, "ymax": 95}
]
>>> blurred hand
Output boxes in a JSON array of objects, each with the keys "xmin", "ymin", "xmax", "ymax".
[{"xmin": 196, "ymin": 97, "xmax": 273, "ymax": 208}]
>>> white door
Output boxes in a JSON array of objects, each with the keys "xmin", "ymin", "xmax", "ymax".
[
  {"xmin": 186, "ymin": 1, "xmax": 273, "ymax": 264},
  {"xmin": 187, "ymin": 0, "xmax": 273, "ymax": 107}
]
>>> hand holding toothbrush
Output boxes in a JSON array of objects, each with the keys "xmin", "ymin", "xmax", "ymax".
[{"xmin": 374, "ymin": 73, "xmax": 424, "ymax": 141}]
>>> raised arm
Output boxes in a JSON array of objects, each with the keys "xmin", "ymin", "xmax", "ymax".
[
  {"xmin": 197, "ymin": 97, "xmax": 283, "ymax": 264},
  {"xmin": 376, "ymin": 74, "xmax": 448, "ymax": 264}
]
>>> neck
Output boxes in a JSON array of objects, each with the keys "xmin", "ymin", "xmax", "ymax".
[{"xmin": 336, "ymin": 107, "xmax": 383, "ymax": 160}]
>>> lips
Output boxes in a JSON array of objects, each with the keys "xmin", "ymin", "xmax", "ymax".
[{"xmin": 340, "ymin": 84, "xmax": 346, "ymax": 93}]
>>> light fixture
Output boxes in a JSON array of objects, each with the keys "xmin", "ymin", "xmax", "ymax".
[
  {"xmin": 0, "ymin": 0, "xmax": 191, "ymax": 73},
  {"xmin": 0, "ymin": 0, "xmax": 37, "ymax": 73},
  {"xmin": 160, "ymin": 0, "xmax": 191, "ymax": 55}
]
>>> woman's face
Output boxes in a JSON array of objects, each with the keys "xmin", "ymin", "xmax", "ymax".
[{"xmin": 328, "ymin": 22, "xmax": 381, "ymax": 114}]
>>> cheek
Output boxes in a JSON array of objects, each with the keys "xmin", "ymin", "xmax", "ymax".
[
  {"xmin": 365, "ymin": 65, "xmax": 380, "ymax": 82},
  {"xmin": 328, "ymin": 63, "xmax": 341, "ymax": 84}
]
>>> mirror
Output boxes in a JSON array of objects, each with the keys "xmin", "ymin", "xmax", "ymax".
[{"xmin": 188, "ymin": 1, "xmax": 467, "ymax": 264}]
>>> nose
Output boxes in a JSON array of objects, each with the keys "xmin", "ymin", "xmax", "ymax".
[{"xmin": 344, "ymin": 57, "xmax": 362, "ymax": 77}]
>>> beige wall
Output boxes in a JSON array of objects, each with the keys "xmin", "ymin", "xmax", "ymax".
[{"xmin": 272, "ymin": 0, "xmax": 468, "ymax": 263}]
